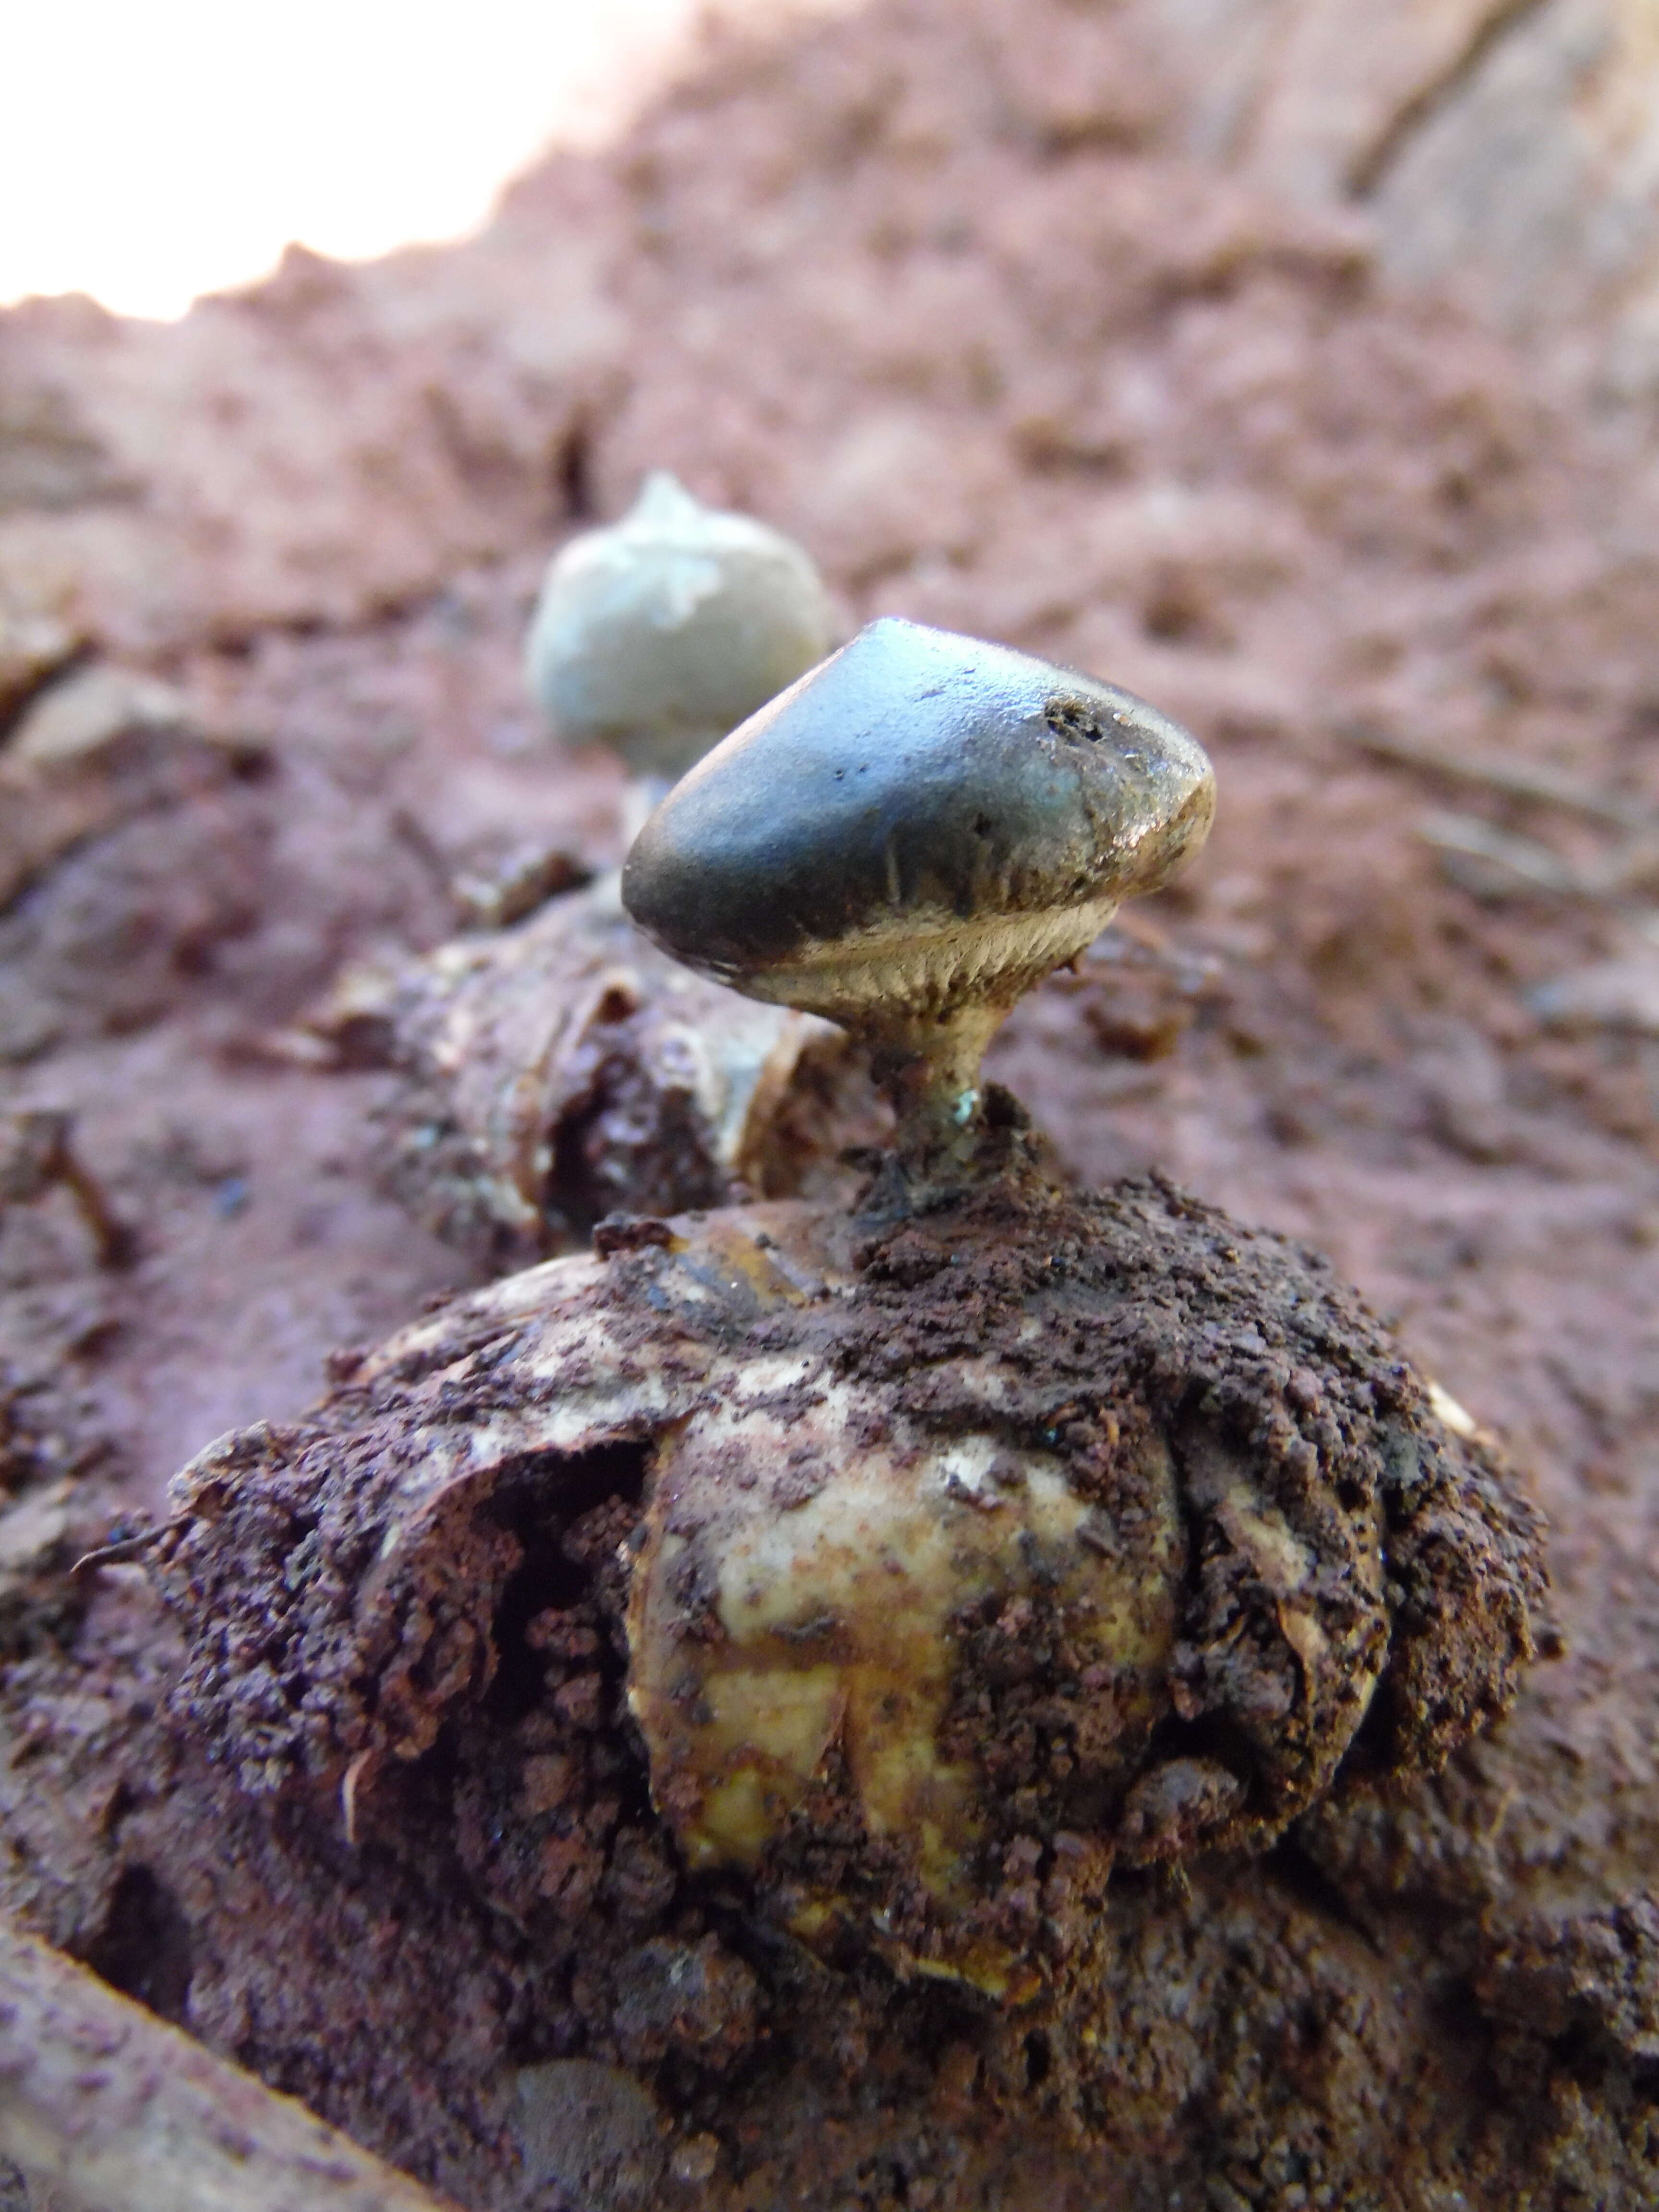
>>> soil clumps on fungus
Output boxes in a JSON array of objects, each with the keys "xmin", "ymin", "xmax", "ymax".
[
  {"xmin": 151, "ymin": 1147, "xmax": 1541, "ymax": 2204},
  {"xmin": 0, "ymin": 0, "xmax": 1658, "ymax": 2207},
  {"xmin": 156, "ymin": 1159, "xmax": 1548, "ymax": 1937}
]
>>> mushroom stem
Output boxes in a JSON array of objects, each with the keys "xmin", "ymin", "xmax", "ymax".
[{"xmin": 867, "ymin": 1004, "xmax": 1004, "ymax": 1187}]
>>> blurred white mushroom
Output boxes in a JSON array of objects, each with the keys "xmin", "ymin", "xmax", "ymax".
[
  {"xmin": 311, "ymin": 479, "xmax": 871, "ymax": 1262},
  {"xmin": 525, "ymin": 471, "xmax": 837, "ymax": 782}
]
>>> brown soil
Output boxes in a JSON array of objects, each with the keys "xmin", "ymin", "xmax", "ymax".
[{"xmin": 3, "ymin": 1, "xmax": 1659, "ymax": 2207}]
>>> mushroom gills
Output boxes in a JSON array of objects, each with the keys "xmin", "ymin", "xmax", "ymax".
[{"xmin": 721, "ymin": 892, "xmax": 1130, "ymax": 1028}]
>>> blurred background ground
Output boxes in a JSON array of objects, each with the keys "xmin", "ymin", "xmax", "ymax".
[{"xmin": 3, "ymin": 2, "xmax": 1659, "ymax": 2206}]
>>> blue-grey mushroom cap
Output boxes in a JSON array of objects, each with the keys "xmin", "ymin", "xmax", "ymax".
[{"xmin": 622, "ymin": 618, "xmax": 1214, "ymax": 1032}]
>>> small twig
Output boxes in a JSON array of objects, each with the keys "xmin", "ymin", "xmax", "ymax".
[
  {"xmin": 1579, "ymin": 830, "xmax": 1659, "ymax": 900},
  {"xmin": 1417, "ymin": 809, "xmax": 1659, "ymax": 916},
  {"xmin": 1417, "ymin": 811, "xmax": 1584, "ymax": 897},
  {"xmin": 0, "ymin": 1111, "xmax": 134, "ymax": 1269},
  {"xmin": 0, "ymin": 1919, "xmax": 462, "ymax": 2212},
  {"xmin": 1341, "ymin": 723, "xmax": 1653, "ymax": 830},
  {"xmin": 54, "ymin": 1147, "xmax": 137, "ymax": 1269},
  {"xmin": 71, "ymin": 1527, "xmax": 161, "ymax": 1577},
  {"xmin": 389, "ymin": 805, "xmax": 460, "ymax": 909},
  {"xmin": 1347, "ymin": 724, "xmax": 1659, "ymax": 910}
]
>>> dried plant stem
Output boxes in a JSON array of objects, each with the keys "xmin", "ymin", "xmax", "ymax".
[
  {"xmin": 0, "ymin": 1921, "xmax": 459, "ymax": 2212},
  {"xmin": 1342, "ymin": 723, "xmax": 1652, "ymax": 830},
  {"xmin": 0, "ymin": 1111, "xmax": 133, "ymax": 1269}
]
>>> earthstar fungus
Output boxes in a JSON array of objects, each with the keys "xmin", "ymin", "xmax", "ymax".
[
  {"xmin": 160, "ymin": 624, "xmax": 1543, "ymax": 2020},
  {"xmin": 336, "ymin": 481, "xmax": 871, "ymax": 1260}
]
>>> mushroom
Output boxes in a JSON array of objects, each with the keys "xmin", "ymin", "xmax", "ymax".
[
  {"xmin": 624, "ymin": 616, "xmax": 1214, "ymax": 1189},
  {"xmin": 526, "ymin": 470, "xmax": 837, "ymax": 786},
  {"xmin": 310, "ymin": 481, "xmax": 877, "ymax": 1262}
]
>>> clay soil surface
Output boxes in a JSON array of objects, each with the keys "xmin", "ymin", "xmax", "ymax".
[{"xmin": 3, "ymin": 2, "xmax": 1659, "ymax": 2207}]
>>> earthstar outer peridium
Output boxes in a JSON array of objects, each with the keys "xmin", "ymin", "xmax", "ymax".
[{"xmin": 622, "ymin": 617, "xmax": 1216, "ymax": 1187}]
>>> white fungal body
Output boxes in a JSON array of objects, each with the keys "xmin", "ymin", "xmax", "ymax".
[
  {"xmin": 366, "ymin": 1198, "xmax": 1186, "ymax": 1988},
  {"xmin": 164, "ymin": 1184, "xmax": 1530, "ymax": 2005},
  {"xmin": 525, "ymin": 472, "xmax": 836, "ymax": 777},
  {"xmin": 626, "ymin": 1346, "xmax": 1184, "ymax": 1991}
]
